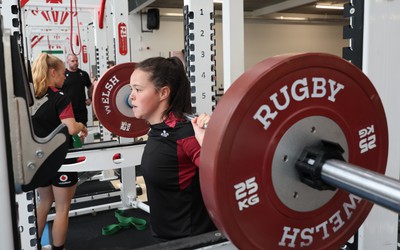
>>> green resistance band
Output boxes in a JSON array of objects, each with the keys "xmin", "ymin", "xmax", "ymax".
[{"xmin": 102, "ymin": 210, "xmax": 147, "ymax": 235}]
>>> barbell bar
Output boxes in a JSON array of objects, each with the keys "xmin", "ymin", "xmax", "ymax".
[
  {"xmin": 296, "ymin": 140, "xmax": 400, "ymax": 213},
  {"xmin": 321, "ymin": 159, "xmax": 400, "ymax": 213}
]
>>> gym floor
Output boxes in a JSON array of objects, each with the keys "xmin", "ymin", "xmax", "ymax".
[
  {"xmin": 45, "ymin": 174, "xmax": 234, "ymax": 250},
  {"xmin": 45, "ymin": 175, "xmax": 230, "ymax": 249},
  {"xmin": 45, "ymin": 176, "xmax": 157, "ymax": 249},
  {"xmin": 61, "ymin": 207, "xmax": 158, "ymax": 249}
]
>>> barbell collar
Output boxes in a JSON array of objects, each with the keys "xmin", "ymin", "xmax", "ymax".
[
  {"xmin": 295, "ymin": 140, "xmax": 344, "ymax": 191},
  {"xmin": 321, "ymin": 159, "xmax": 400, "ymax": 213}
]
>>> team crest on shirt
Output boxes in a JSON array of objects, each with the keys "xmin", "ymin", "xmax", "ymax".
[{"xmin": 161, "ymin": 130, "xmax": 169, "ymax": 138}]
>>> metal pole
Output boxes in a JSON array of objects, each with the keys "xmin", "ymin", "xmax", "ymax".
[
  {"xmin": 0, "ymin": 3, "xmax": 19, "ymax": 247},
  {"xmin": 321, "ymin": 159, "xmax": 400, "ymax": 213}
]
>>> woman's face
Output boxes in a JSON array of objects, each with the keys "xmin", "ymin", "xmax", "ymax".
[{"xmin": 129, "ymin": 68, "xmax": 166, "ymax": 124}]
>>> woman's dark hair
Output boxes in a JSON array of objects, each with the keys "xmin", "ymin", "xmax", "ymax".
[{"xmin": 136, "ymin": 56, "xmax": 192, "ymax": 118}]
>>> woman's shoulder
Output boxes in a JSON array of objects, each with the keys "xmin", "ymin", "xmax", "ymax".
[
  {"xmin": 47, "ymin": 87, "xmax": 71, "ymax": 104},
  {"xmin": 175, "ymin": 121, "xmax": 195, "ymax": 137},
  {"xmin": 48, "ymin": 86, "xmax": 65, "ymax": 97}
]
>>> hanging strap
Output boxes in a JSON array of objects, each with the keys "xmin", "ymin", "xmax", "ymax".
[{"xmin": 102, "ymin": 210, "xmax": 147, "ymax": 235}]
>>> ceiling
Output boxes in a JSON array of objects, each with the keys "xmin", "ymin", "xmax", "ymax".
[{"xmin": 144, "ymin": 0, "xmax": 348, "ymax": 17}]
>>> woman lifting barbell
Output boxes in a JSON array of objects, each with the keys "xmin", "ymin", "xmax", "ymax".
[{"xmin": 128, "ymin": 56, "xmax": 214, "ymax": 241}]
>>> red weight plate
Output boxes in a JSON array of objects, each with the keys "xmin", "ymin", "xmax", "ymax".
[
  {"xmin": 92, "ymin": 62, "xmax": 149, "ymax": 138},
  {"xmin": 200, "ymin": 53, "xmax": 388, "ymax": 249}
]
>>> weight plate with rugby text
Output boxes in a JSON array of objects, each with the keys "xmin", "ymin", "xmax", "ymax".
[
  {"xmin": 200, "ymin": 53, "xmax": 388, "ymax": 249},
  {"xmin": 92, "ymin": 62, "xmax": 149, "ymax": 138}
]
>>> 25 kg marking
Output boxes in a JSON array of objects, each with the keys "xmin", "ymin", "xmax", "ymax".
[{"xmin": 234, "ymin": 177, "xmax": 260, "ymax": 211}]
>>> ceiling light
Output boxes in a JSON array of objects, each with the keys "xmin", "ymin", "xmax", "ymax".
[
  {"xmin": 213, "ymin": 0, "xmax": 223, "ymax": 3},
  {"xmin": 316, "ymin": 4, "xmax": 344, "ymax": 10}
]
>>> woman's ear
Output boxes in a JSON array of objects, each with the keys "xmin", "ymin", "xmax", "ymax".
[
  {"xmin": 48, "ymin": 68, "xmax": 56, "ymax": 78},
  {"xmin": 159, "ymin": 86, "xmax": 170, "ymax": 101}
]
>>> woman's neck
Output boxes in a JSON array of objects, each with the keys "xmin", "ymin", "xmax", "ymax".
[
  {"xmin": 148, "ymin": 114, "xmax": 165, "ymax": 125},
  {"xmin": 147, "ymin": 102, "xmax": 169, "ymax": 125}
]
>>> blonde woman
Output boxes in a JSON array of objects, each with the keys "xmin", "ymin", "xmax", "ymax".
[{"xmin": 31, "ymin": 53, "xmax": 87, "ymax": 250}]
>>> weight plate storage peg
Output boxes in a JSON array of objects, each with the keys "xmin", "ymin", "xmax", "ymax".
[
  {"xmin": 200, "ymin": 53, "xmax": 388, "ymax": 249},
  {"xmin": 92, "ymin": 62, "xmax": 149, "ymax": 138}
]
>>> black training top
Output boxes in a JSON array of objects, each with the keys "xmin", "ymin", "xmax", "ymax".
[
  {"xmin": 141, "ymin": 113, "xmax": 216, "ymax": 240},
  {"xmin": 61, "ymin": 68, "xmax": 91, "ymax": 124},
  {"xmin": 31, "ymin": 86, "xmax": 74, "ymax": 138}
]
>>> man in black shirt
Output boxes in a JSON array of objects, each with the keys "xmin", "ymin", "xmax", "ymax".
[{"xmin": 61, "ymin": 53, "xmax": 92, "ymax": 126}]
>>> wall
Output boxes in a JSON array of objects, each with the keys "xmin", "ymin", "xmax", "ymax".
[
  {"xmin": 242, "ymin": 20, "xmax": 347, "ymax": 70},
  {"xmin": 129, "ymin": 14, "xmax": 186, "ymax": 61},
  {"xmin": 129, "ymin": 11, "xmax": 348, "ymax": 86}
]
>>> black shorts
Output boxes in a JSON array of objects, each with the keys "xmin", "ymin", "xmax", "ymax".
[
  {"xmin": 39, "ymin": 171, "xmax": 78, "ymax": 188},
  {"xmin": 38, "ymin": 145, "xmax": 80, "ymax": 188},
  {"xmin": 51, "ymin": 156, "xmax": 79, "ymax": 187},
  {"xmin": 41, "ymin": 155, "xmax": 80, "ymax": 188}
]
